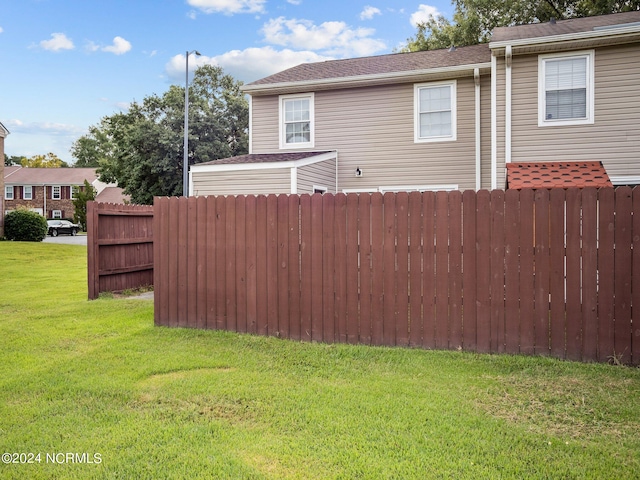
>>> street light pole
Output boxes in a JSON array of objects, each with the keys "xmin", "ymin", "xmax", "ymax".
[{"xmin": 183, "ymin": 49, "xmax": 200, "ymax": 197}]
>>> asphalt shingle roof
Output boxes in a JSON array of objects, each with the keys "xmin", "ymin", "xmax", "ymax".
[
  {"xmin": 197, "ymin": 151, "xmax": 334, "ymax": 166},
  {"xmin": 506, "ymin": 161, "xmax": 612, "ymax": 189}
]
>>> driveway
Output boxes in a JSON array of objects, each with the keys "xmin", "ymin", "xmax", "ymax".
[{"xmin": 43, "ymin": 234, "xmax": 87, "ymax": 246}]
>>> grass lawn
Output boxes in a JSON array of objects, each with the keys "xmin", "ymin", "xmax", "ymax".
[{"xmin": 0, "ymin": 242, "xmax": 639, "ymax": 479}]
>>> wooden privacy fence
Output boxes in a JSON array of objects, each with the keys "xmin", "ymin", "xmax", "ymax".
[
  {"xmin": 87, "ymin": 202, "xmax": 154, "ymax": 299},
  {"xmin": 154, "ymin": 188, "xmax": 639, "ymax": 365}
]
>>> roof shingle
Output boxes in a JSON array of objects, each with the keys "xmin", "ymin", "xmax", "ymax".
[{"xmin": 506, "ymin": 161, "xmax": 612, "ymax": 189}]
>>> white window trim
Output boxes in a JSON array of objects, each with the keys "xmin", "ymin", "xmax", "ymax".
[
  {"xmin": 378, "ymin": 184, "xmax": 459, "ymax": 193},
  {"xmin": 52, "ymin": 185, "xmax": 61, "ymax": 200},
  {"xmin": 70, "ymin": 185, "xmax": 76, "ymax": 199},
  {"xmin": 52, "ymin": 210, "xmax": 62, "ymax": 219},
  {"xmin": 414, "ymin": 80, "xmax": 457, "ymax": 143},
  {"xmin": 23, "ymin": 186, "xmax": 33, "ymax": 200},
  {"xmin": 279, "ymin": 93, "xmax": 315, "ymax": 149},
  {"xmin": 312, "ymin": 185, "xmax": 328, "ymax": 194},
  {"xmin": 5, "ymin": 186, "xmax": 14, "ymax": 200},
  {"xmin": 538, "ymin": 50, "xmax": 594, "ymax": 127}
]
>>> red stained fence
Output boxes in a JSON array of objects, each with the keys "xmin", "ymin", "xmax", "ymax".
[
  {"xmin": 87, "ymin": 202, "xmax": 154, "ymax": 299},
  {"xmin": 153, "ymin": 188, "xmax": 639, "ymax": 365}
]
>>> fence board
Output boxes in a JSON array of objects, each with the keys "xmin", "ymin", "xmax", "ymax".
[
  {"xmin": 449, "ymin": 191, "xmax": 463, "ymax": 350},
  {"xmin": 396, "ymin": 192, "xmax": 410, "ymax": 346},
  {"xmin": 154, "ymin": 198, "xmax": 169, "ymax": 326},
  {"xmin": 565, "ymin": 189, "xmax": 582, "ymax": 361},
  {"xmin": 614, "ymin": 187, "xmax": 633, "ymax": 365},
  {"xmin": 288, "ymin": 195, "xmax": 301, "ymax": 341},
  {"xmin": 266, "ymin": 195, "xmax": 279, "ymax": 337},
  {"xmin": 383, "ymin": 192, "xmax": 397, "ymax": 346},
  {"xmin": 311, "ymin": 194, "xmax": 324, "ymax": 342},
  {"xmin": 633, "ymin": 188, "xmax": 640, "ymax": 366},
  {"xmin": 360, "ymin": 194, "xmax": 374, "ymax": 345},
  {"xmin": 196, "ymin": 196, "xmax": 208, "ymax": 330},
  {"xmin": 346, "ymin": 194, "xmax": 360, "ymax": 344},
  {"xmin": 370, "ymin": 193, "xmax": 384, "ymax": 346},
  {"xmin": 422, "ymin": 191, "xmax": 436, "ymax": 349},
  {"xmin": 504, "ymin": 189, "xmax": 520, "ymax": 354},
  {"xmin": 519, "ymin": 190, "xmax": 535, "ymax": 355},
  {"xmin": 581, "ymin": 188, "xmax": 598, "ymax": 362},
  {"xmin": 598, "ymin": 188, "xmax": 615, "ymax": 361},
  {"xmin": 177, "ymin": 197, "xmax": 188, "ymax": 328},
  {"xmin": 534, "ymin": 189, "xmax": 550, "ymax": 356},
  {"xmin": 409, "ymin": 192, "xmax": 423, "ymax": 347},
  {"xmin": 322, "ymin": 193, "xmax": 336, "ymax": 343},
  {"xmin": 476, "ymin": 190, "xmax": 491, "ymax": 353},
  {"xmin": 300, "ymin": 195, "xmax": 312, "ymax": 341},
  {"xmin": 277, "ymin": 194, "xmax": 290, "ymax": 339},
  {"xmin": 435, "ymin": 191, "xmax": 449, "ymax": 349},
  {"xmin": 236, "ymin": 196, "xmax": 247, "ymax": 334},
  {"xmin": 215, "ymin": 196, "xmax": 227, "ymax": 330},
  {"xmin": 255, "ymin": 196, "xmax": 268, "ymax": 336},
  {"xmin": 335, "ymin": 193, "xmax": 348, "ymax": 343},
  {"xmin": 549, "ymin": 189, "xmax": 566, "ymax": 358},
  {"xmin": 187, "ymin": 196, "xmax": 198, "ymax": 328},
  {"xmin": 490, "ymin": 190, "xmax": 505, "ymax": 353},
  {"xmin": 462, "ymin": 190, "xmax": 477, "ymax": 351},
  {"xmin": 168, "ymin": 199, "xmax": 180, "ymax": 327}
]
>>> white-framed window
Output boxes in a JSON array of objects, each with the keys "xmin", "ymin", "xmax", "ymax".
[
  {"xmin": 5, "ymin": 186, "xmax": 14, "ymax": 200},
  {"xmin": 280, "ymin": 93, "xmax": 314, "ymax": 149},
  {"xmin": 538, "ymin": 50, "xmax": 594, "ymax": 127},
  {"xmin": 312, "ymin": 185, "xmax": 328, "ymax": 194},
  {"xmin": 52, "ymin": 185, "xmax": 61, "ymax": 200},
  {"xmin": 414, "ymin": 80, "xmax": 457, "ymax": 143},
  {"xmin": 23, "ymin": 186, "xmax": 33, "ymax": 200},
  {"xmin": 52, "ymin": 210, "xmax": 63, "ymax": 219},
  {"xmin": 70, "ymin": 186, "xmax": 77, "ymax": 199}
]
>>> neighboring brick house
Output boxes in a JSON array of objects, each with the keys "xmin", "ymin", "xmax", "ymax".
[{"xmin": 3, "ymin": 166, "xmax": 129, "ymax": 222}]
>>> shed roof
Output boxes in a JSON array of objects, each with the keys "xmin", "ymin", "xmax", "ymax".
[
  {"xmin": 197, "ymin": 151, "xmax": 334, "ymax": 166},
  {"xmin": 506, "ymin": 161, "xmax": 612, "ymax": 189}
]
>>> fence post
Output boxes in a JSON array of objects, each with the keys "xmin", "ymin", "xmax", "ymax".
[{"xmin": 87, "ymin": 201, "xmax": 99, "ymax": 300}]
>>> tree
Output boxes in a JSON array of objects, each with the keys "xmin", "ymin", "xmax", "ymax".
[
  {"xmin": 72, "ymin": 180, "xmax": 97, "ymax": 231},
  {"xmin": 20, "ymin": 152, "xmax": 69, "ymax": 168},
  {"xmin": 403, "ymin": 0, "xmax": 640, "ymax": 51},
  {"xmin": 71, "ymin": 65, "xmax": 249, "ymax": 204},
  {"xmin": 5, "ymin": 155, "xmax": 27, "ymax": 166}
]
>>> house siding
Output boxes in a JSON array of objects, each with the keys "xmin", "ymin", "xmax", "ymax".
[
  {"xmin": 296, "ymin": 158, "xmax": 336, "ymax": 193},
  {"xmin": 509, "ymin": 43, "xmax": 640, "ymax": 180},
  {"xmin": 191, "ymin": 169, "xmax": 291, "ymax": 196},
  {"xmin": 251, "ymin": 77, "xmax": 484, "ymax": 192}
]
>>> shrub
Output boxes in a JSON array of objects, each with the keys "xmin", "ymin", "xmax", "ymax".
[{"xmin": 4, "ymin": 209, "xmax": 48, "ymax": 242}]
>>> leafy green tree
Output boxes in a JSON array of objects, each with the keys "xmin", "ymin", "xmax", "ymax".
[
  {"xmin": 7, "ymin": 155, "xmax": 27, "ymax": 166},
  {"xmin": 71, "ymin": 65, "xmax": 249, "ymax": 204},
  {"xmin": 403, "ymin": 0, "xmax": 640, "ymax": 51},
  {"xmin": 72, "ymin": 180, "xmax": 97, "ymax": 231},
  {"xmin": 20, "ymin": 152, "xmax": 69, "ymax": 168}
]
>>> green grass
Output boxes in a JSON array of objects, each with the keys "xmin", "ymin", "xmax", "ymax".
[{"xmin": 1, "ymin": 242, "xmax": 639, "ymax": 479}]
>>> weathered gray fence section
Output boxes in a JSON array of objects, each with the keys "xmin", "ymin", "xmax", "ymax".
[
  {"xmin": 87, "ymin": 201, "xmax": 154, "ymax": 299},
  {"xmin": 153, "ymin": 187, "xmax": 639, "ymax": 365}
]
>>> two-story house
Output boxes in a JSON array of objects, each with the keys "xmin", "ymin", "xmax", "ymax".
[
  {"xmin": 3, "ymin": 166, "xmax": 129, "ymax": 221},
  {"xmin": 190, "ymin": 11, "xmax": 640, "ymax": 195}
]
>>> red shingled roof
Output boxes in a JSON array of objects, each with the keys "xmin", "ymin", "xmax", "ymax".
[{"xmin": 506, "ymin": 161, "xmax": 612, "ymax": 189}]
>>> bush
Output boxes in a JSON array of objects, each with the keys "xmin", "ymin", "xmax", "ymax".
[{"xmin": 4, "ymin": 210, "xmax": 48, "ymax": 242}]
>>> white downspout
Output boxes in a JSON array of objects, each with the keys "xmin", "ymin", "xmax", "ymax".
[
  {"xmin": 505, "ymin": 45, "xmax": 512, "ymax": 166},
  {"xmin": 491, "ymin": 53, "xmax": 497, "ymax": 190},
  {"xmin": 474, "ymin": 68, "xmax": 481, "ymax": 191},
  {"xmin": 248, "ymin": 95, "xmax": 253, "ymax": 154}
]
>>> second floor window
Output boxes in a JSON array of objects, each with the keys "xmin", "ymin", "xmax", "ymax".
[
  {"xmin": 5, "ymin": 186, "xmax": 14, "ymax": 200},
  {"xmin": 24, "ymin": 186, "xmax": 33, "ymax": 200},
  {"xmin": 52, "ymin": 186, "xmax": 61, "ymax": 200},
  {"xmin": 280, "ymin": 93, "xmax": 314, "ymax": 149},
  {"xmin": 414, "ymin": 80, "xmax": 457, "ymax": 143}
]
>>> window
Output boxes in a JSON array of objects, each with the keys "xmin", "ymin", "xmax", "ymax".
[
  {"xmin": 52, "ymin": 210, "xmax": 62, "ymax": 219},
  {"xmin": 23, "ymin": 186, "xmax": 33, "ymax": 200},
  {"xmin": 52, "ymin": 186, "xmax": 61, "ymax": 200},
  {"xmin": 280, "ymin": 93, "xmax": 314, "ymax": 148},
  {"xmin": 70, "ymin": 186, "xmax": 77, "ymax": 199},
  {"xmin": 312, "ymin": 185, "xmax": 327, "ymax": 194},
  {"xmin": 5, "ymin": 186, "xmax": 14, "ymax": 200},
  {"xmin": 414, "ymin": 81, "xmax": 457, "ymax": 143},
  {"xmin": 539, "ymin": 51, "xmax": 594, "ymax": 126}
]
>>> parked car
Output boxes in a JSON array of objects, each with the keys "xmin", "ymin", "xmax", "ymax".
[{"xmin": 47, "ymin": 220, "xmax": 80, "ymax": 237}]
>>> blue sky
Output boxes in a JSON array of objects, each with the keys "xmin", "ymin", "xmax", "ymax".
[{"xmin": 0, "ymin": 1, "xmax": 453, "ymax": 164}]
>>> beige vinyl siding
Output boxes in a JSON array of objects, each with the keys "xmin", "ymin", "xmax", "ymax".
[
  {"xmin": 297, "ymin": 159, "xmax": 336, "ymax": 194},
  {"xmin": 510, "ymin": 44, "xmax": 640, "ymax": 179},
  {"xmin": 192, "ymin": 169, "xmax": 290, "ymax": 196},
  {"xmin": 251, "ymin": 77, "xmax": 482, "ymax": 192}
]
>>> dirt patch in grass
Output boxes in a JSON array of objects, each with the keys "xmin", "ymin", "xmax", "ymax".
[{"xmin": 476, "ymin": 373, "xmax": 640, "ymax": 440}]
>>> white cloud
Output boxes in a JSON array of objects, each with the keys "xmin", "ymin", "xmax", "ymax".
[
  {"xmin": 5, "ymin": 119, "xmax": 84, "ymax": 136},
  {"xmin": 102, "ymin": 36, "xmax": 132, "ymax": 55},
  {"xmin": 39, "ymin": 33, "xmax": 74, "ymax": 52},
  {"xmin": 186, "ymin": 0, "xmax": 266, "ymax": 15},
  {"xmin": 410, "ymin": 4, "xmax": 440, "ymax": 27},
  {"xmin": 165, "ymin": 46, "xmax": 331, "ymax": 84},
  {"xmin": 360, "ymin": 6, "xmax": 381, "ymax": 20},
  {"xmin": 262, "ymin": 17, "xmax": 386, "ymax": 57},
  {"xmin": 286, "ymin": 0, "xmax": 301, "ymax": 4}
]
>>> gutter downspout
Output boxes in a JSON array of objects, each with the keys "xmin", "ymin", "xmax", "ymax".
[
  {"xmin": 474, "ymin": 68, "xmax": 481, "ymax": 191},
  {"xmin": 248, "ymin": 95, "xmax": 253, "ymax": 154},
  {"xmin": 505, "ymin": 45, "xmax": 512, "ymax": 166},
  {"xmin": 490, "ymin": 53, "xmax": 497, "ymax": 190}
]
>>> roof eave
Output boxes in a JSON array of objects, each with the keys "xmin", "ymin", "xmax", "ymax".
[
  {"xmin": 242, "ymin": 62, "xmax": 492, "ymax": 95},
  {"xmin": 490, "ymin": 25, "xmax": 640, "ymax": 54},
  {"xmin": 191, "ymin": 151, "xmax": 337, "ymax": 173}
]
